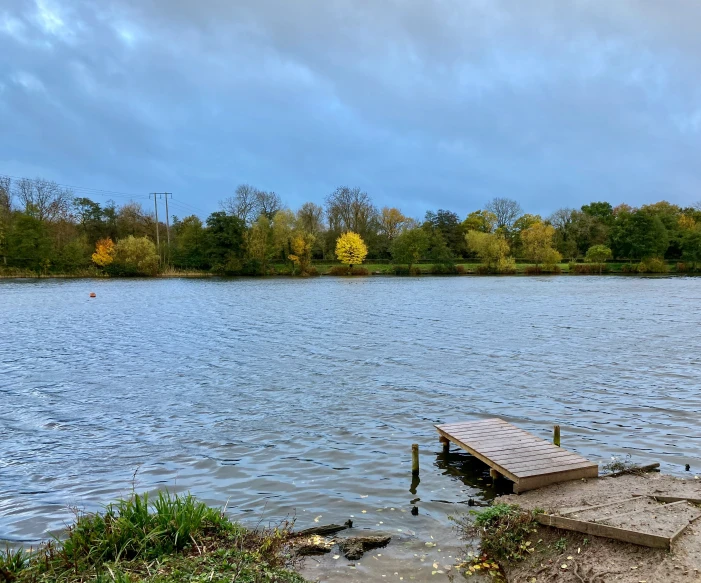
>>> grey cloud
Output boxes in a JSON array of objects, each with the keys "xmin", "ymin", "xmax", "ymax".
[{"xmin": 2, "ymin": 0, "xmax": 701, "ymax": 219}]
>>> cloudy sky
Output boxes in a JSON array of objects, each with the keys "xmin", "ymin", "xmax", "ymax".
[{"xmin": 2, "ymin": 0, "xmax": 701, "ymax": 219}]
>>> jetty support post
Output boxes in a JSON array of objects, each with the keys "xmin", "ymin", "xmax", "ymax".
[
  {"xmin": 553, "ymin": 425, "xmax": 561, "ymax": 447},
  {"xmin": 411, "ymin": 443, "xmax": 419, "ymax": 476},
  {"xmin": 439, "ymin": 435, "xmax": 450, "ymax": 455}
]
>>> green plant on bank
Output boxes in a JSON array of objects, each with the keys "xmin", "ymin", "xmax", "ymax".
[
  {"xmin": 453, "ymin": 503, "xmax": 540, "ymax": 565},
  {"xmin": 638, "ymin": 256, "xmax": 668, "ymax": 273},
  {"xmin": 584, "ymin": 244, "xmax": 613, "ymax": 274},
  {"xmin": 601, "ymin": 453, "xmax": 639, "ymax": 474},
  {"xmin": 1, "ymin": 545, "xmax": 31, "ymax": 575},
  {"xmin": 1, "ymin": 491, "xmax": 305, "ymax": 583}
]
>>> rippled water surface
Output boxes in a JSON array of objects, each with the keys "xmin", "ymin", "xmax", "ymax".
[{"xmin": 1, "ymin": 276, "xmax": 700, "ymax": 544}]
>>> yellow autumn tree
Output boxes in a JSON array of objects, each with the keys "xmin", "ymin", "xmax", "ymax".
[
  {"xmin": 92, "ymin": 238, "xmax": 115, "ymax": 267},
  {"xmin": 288, "ymin": 232, "xmax": 316, "ymax": 275},
  {"xmin": 335, "ymin": 231, "xmax": 368, "ymax": 269}
]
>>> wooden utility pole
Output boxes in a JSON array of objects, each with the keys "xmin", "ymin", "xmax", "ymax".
[
  {"xmin": 151, "ymin": 192, "xmax": 172, "ymax": 263},
  {"xmin": 164, "ymin": 193, "xmax": 172, "ymax": 248},
  {"xmin": 151, "ymin": 193, "xmax": 160, "ymax": 254}
]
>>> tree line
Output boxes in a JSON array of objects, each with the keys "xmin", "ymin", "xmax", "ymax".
[{"xmin": 1, "ymin": 174, "xmax": 701, "ymax": 276}]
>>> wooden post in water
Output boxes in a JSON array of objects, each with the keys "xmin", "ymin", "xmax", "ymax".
[
  {"xmin": 411, "ymin": 444, "xmax": 419, "ymax": 476},
  {"xmin": 553, "ymin": 425, "xmax": 561, "ymax": 447},
  {"xmin": 440, "ymin": 436, "xmax": 450, "ymax": 455}
]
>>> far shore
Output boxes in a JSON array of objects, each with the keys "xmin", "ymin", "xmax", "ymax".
[{"xmin": 0, "ymin": 261, "xmax": 698, "ymax": 280}]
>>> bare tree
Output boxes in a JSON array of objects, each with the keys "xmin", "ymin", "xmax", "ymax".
[
  {"xmin": 0, "ymin": 176, "xmax": 10, "ymax": 266},
  {"xmin": 14, "ymin": 177, "xmax": 73, "ymax": 221},
  {"xmin": 0, "ymin": 176, "xmax": 11, "ymax": 214},
  {"xmin": 325, "ymin": 186, "xmax": 377, "ymax": 237},
  {"xmin": 548, "ymin": 207, "xmax": 575, "ymax": 231},
  {"xmin": 256, "ymin": 190, "xmax": 282, "ymax": 220},
  {"xmin": 485, "ymin": 197, "xmax": 523, "ymax": 230},
  {"xmin": 220, "ymin": 184, "xmax": 259, "ymax": 225},
  {"xmin": 296, "ymin": 202, "xmax": 325, "ymax": 236},
  {"xmin": 378, "ymin": 207, "xmax": 408, "ymax": 240}
]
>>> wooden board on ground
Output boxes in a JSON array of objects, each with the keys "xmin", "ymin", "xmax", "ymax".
[
  {"xmin": 536, "ymin": 496, "xmax": 701, "ymax": 549},
  {"xmin": 435, "ymin": 418, "xmax": 598, "ymax": 493}
]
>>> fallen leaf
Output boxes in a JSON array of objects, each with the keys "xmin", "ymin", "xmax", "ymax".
[{"xmin": 561, "ymin": 564, "xmax": 568, "ymax": 569}]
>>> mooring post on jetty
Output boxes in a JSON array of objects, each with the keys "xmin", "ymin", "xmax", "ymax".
[
  {"xmin": 411, "ymin": 443, "xmax": 419, "ymax": 476},
  {"xmin": 553, "ymin": 425, "xmax": 561, "ymax": 447}
]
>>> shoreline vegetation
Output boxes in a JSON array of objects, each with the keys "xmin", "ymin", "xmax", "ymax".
[
  {"xmin": 0, "ymin": 261, "xmax": 698, "ymax": 279},
  {"xmin": 0, "ymin": 491, "xmax": 307, "ymax": 583},
  {"xmin": 3, "ymin": 473, "xmax": 699, "ymax": 583},
  {"xmin": 2, "ymin": 176, "xmax": 701, "ymax": 279}
]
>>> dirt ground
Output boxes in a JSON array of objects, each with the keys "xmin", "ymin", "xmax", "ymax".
[{"xmin": 498, "ymin": 473, "xmax": 701, "ymax": 583}]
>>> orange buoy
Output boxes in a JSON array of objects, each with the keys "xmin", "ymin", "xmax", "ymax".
[{"xmin": 89, "ymin": 292, "xmax": 96, "ymax": 298}]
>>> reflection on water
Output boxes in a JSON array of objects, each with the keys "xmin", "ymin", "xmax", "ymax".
[
  {"xmin": 434, "ymin": 450, "xmax": 513, "ymax": 503},
  {"xmin": 1, "ymin": 276, "xmax": 700, "ymax": 544}
]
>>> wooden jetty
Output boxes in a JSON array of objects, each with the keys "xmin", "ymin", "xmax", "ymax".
[{"xmin": 435, "ymin": 418, "xmax": 598, "ymax": 493}]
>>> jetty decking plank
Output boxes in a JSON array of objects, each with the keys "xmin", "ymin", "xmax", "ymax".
[{"xmin": 436, "ymin": 418, "xmax": 598, "ymax": 492}]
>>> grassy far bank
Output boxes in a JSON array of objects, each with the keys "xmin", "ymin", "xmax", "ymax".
[
  {"xmin": 1, "ymin": 261, "xmax": 699, "ymax": 278},
  {"xmin": 0, "ymin": 491, "xmax": 306, "ymax": 583}
]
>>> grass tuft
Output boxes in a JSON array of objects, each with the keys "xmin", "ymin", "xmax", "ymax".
[{"xmin": 2, "ymin": 491, "xmax": 305, "ymax": 583}]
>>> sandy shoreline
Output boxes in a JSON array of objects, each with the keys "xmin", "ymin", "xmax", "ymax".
[
  {"xmin": 497, "ymin": 473, "xmax": 701, "ymax": 582},
  {"xmin": 297, "ymin": 473, "xmax": 701, "ymax": 583}
]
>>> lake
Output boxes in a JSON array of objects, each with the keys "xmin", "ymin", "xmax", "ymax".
[{"xmin": 1, "ymin": 276, "xmax": 700, "ymax": 546}]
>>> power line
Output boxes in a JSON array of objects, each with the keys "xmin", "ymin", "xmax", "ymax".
[
  {"xmin": 1, "ymin": 173, "xmax": 210, "ymax": 217},
  {"xmin": 0, "ymin": 173, "xmax": 149, "ymax": 201}
]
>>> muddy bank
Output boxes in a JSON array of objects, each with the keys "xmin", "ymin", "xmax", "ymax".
[
  {"xmin": 297, "ymin": 525, "xmax": 466, "ymax": 583},
  {"xmin": 496, "ymin": 474, "xmax": 701, "ymax": 582}
]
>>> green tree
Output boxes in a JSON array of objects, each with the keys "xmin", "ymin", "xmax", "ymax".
[
  {"xmin": 73, "ymin": 197, "xmax": 106, "ymax": 244},
  {"xmin": 172, "ymin": 215, "xmax": 207, "ymax": 270},
  {"xmin": 581, "ymin": 201, "xmax": 614, "ymax": 224},
  {"xmin": 205, "ymin": 212, "xmax": 246, "ymax": 274},
  {"xmin": 110, "ymin": 236, "xmax": 159, "ymax": 276},
  {"xmin": 463, "ymin": 210, "xmax": 497, "ymax": 234},
  {"xmin": 465, "ymin": 230, "xmax": 511, "ymax": 273},
  {"xmin": 7, "ymin": 213, "xmax": 52, "ymax": 271},
  {"xmin": 584, "ymin": 244, "xmax": 612, "ymax": 274},
  {"xmin": 391, "ymin": 228, "xmax": 430, "ymax": 272},
  {"xmin": 271, "ymin": 209, "xmax": 297, "ymax": 264},
  {"xmin": 520, "ymin": 222, "xmax": 562, "ymax": 269},
  {"xmin": 612, "ymin": 209, "xmax": 668, "ymax": 260},
  {"xmin": 511, "ymin": 214, "xmax": 542, "ymax": 256},
  {"xmin": 246, "ymin": 214, "xmax": 275, "ymax": 274},
  {"xmin": 680, "ymin": 223, "xmax": 701, "ymax": 267},
  {"xmin": 424, "ymin": 209, "xmax": 466, "ymax": 257}
]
